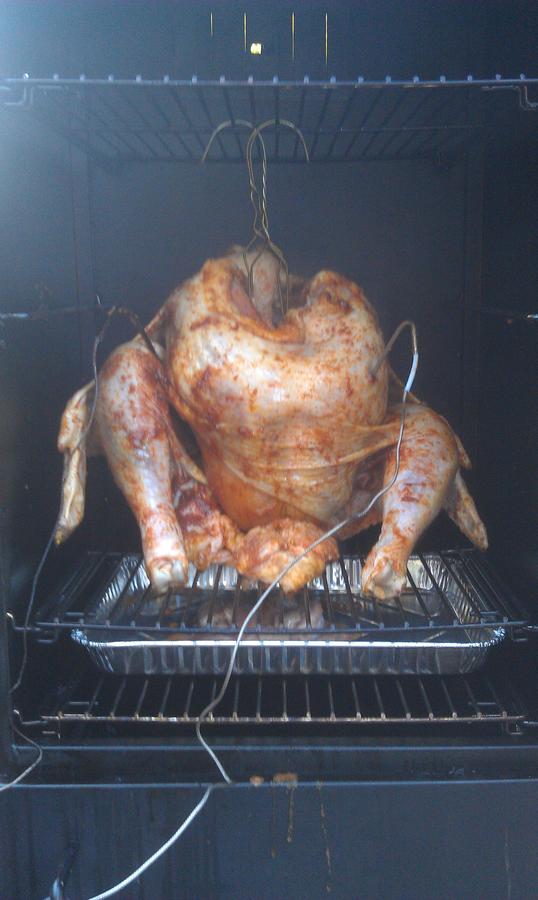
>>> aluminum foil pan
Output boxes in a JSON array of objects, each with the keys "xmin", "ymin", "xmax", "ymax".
[{"xmin": 71, "ymin": 553, "xmax": 505, "ymax": 675}]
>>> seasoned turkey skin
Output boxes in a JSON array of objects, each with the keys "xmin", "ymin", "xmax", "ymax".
[
  {"xmin": 165, "ymin": 260, "xmax": 391, "ymax": 530},
  {"xmin": 56, "ymin": 249, "xmax": 487, "ymax": 598}
]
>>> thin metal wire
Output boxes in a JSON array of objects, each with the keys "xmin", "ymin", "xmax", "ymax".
[
  {"xmin": 202, "ymin": 118, "xmax": 309, "ymax": 316},
  {"xmin": 12, "ymin": 307, "xmax": 160, "ymax": 696},
  {"xmin": 371, "ymin": 319, "xmax": 418, "ymax": 379},
  {"xmin": 242, "ymin": 119, "xmax": 309, "ymax": 316},
  {"xmin": 0, "ymin": 724, "xmax": 43, "ymax": 794},
  {"xmin": 10, "ymin": 525, "xmax": 57, "ymax": 694},
  {"xmin": 200, "ymin": 118, "xmax": 254, "ymax": 161},
  {"xmin": 196, "ymin": 322, "xmax": 419, "ymax": 784},
  {"xmin": 86, "ymin": 785, "xmax": 215, "ymax": 900}
]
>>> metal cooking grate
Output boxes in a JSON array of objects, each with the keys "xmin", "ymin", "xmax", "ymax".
[
  {"xmin": 32, "ymin": 549, "xmax": 526, "ymax": 638},
  {"xmin": 1, "ymin": 76, "xmax": 536, "ymax": 166},
  {"xmin": 39, "ymin": 669, "xmax": 525, "ymax": 726}
]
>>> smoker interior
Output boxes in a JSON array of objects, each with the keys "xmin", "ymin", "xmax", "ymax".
[{"xmin": 1, "ymin": 2, "xmax": 538, "ymax": 791}]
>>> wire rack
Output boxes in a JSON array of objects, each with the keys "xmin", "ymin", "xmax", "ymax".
[
  {"xmin": 35, "ymin": 667, "xmax": 525, "ymax": 728},
  {"xmin": 32, "ymin": 549, "xmax": 526, "ymax": 640},
  {"xmin": 1, "ymin": 75, "xmax": 536, "ymax": 165}
]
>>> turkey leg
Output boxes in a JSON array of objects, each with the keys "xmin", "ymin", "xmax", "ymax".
[
  {"xmin": 361, "ymin": 405, "xmax": 467, "ymax": 599},
  {"xmin": 95, "ymin": 341, "xmax": 204, "ymax": 593}
]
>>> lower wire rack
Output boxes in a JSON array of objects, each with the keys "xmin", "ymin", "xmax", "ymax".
[{"xmin": 37, "ymin": 668, "xmax": 526, "ymax": 729}]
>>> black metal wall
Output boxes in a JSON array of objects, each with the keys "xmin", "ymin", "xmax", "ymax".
[
  {"xmin": 2, "ymin": 781, "xmax": 538, "ymax": 899},
  {"xmin": 479, "ymin": 142, "xmax": 538, "ymax": 596}
]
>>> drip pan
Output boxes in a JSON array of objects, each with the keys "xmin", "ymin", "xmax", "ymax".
[{"xmin": 69, "ymin": 552, "xmax": 507, "ymax": 675}]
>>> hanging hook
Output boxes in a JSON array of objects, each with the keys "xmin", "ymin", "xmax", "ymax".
[
  {"xmin": 243, "ymin": 119, "xmax": 309, "ymax": 315},
  {"xmin": 200, "ymin": 119, "xmax": 254, "ymax": 163},
  {"xmin": 201, "ymin": 117, "xmax": 309, "ymax": 317}
]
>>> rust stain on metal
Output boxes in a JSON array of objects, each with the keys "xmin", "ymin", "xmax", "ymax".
[
  {"xmin": 286, "ymin": 785, "xmax": 296, "ymax": 843},
  {"xmin": 271, "ymin": 783, "xmax": 277, "ymax": 859},
  {"xmin": 272, "ymin": 772, "xmax": 298, "ymax": 784},
  {"xmin": 317, "ymin": 783, "xmax": 333, "ymax": 893}
]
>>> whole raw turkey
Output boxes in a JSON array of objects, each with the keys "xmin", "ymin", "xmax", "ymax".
[{"xmin": 55, "ymin": 248, "xmax": 487, "ymax": 599}]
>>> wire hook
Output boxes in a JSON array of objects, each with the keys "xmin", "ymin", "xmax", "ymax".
[
  {"xmin": 243, "ymin": 119, "xmax": 309, "ymax": 315},
  {"xmin": 201, "ymin": 117, "xmax": 309, "ymax": 317},
  {"xmin": 200, "ymin": 119, "xmax": 254, "ymax": 163}
]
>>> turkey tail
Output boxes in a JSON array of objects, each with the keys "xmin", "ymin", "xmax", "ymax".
[{"xmin": 444, "ymin": 470, "xmax": 488, "ymax": 550}]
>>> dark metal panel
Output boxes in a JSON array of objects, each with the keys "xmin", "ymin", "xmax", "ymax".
[
  {"xmin": 0, "ymin": 509, "xmax": 15, "ymax": 770},
  {"xmin": 478, "ymin": 142, "xmax": 538, "ymax": 602},
  {"xmin": 2, "ymin": 780, "xmax": 538, "ymax": 899},
  {"xmin": 459, "ymin": 135, "xmax": 485, "ymax": 462}
]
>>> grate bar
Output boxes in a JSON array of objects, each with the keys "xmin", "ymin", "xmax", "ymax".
[
  {"xmin": 327, "ymin": 680, "xmax": 336, "ymax": 720},
  {"xmin": 351, "ymin": 679, "xmax": 361, "ymax": 719},
  {"xmin": 440, "ymin": 678, "xmax": 458, "ymax": 718},
  {"xmin": 395, "ymin": 679, "xmax": 412, "ymax": 720},
  {"xmin": 197, "ymin": 87, "xmax": 229, "ymax": 159},
  {"xmin": 92, "ymin": 89, "xmax": 160, "ymax": 159},
  {"xmin": 462, "ymin": 676, "xmax": 482, "ymax": 718},
  {"xmin": 439, "ymin": 551, "xmax": 486, "ymax": 620},
  {"xmin": 338, "ymin": 558, "xmax": 358, "ymax": 619},
  {"xmin": 36, "ymin": 552, "xmax": 108, "ymax": 625},
  {"xmin": 84, "ymin": 676, "xmax": 105, "ymax": 718},
  {"xmin": 390, "ymin": 91, "xmax": 458, "ymax": 158},
  {"xmin": 232, "ymin": 679, "xmax": 240, "ymax": 720},
  {"xmin": 41, "ymin": 89, "xmax": 126, "ymax": 159},
  {"xmin": 109, "ymin": 678, "xmax": 127, "ymax": 717},
  {"xmin": 158, "ymin": 679, "xmax": 172, "ymax": 718},
  {"xmin": 418, "ymin": 677, "xmax": 434, "ymax": 719},
  {"xmin": 372, "ymin": 677, "xmax": 386, "ymax": 720},
  {"xmin": 292, "ymin": 85, "xmax": 307, "ymax": 159},
  {"xmin": 167, "ymin": 86, "xmax": 206, "ymax": 154},
  {"xmin": 273, "ymin": 86, "xmax": 280, "ymax": 160},
  {"xmin": 206, "ymin": 565, "xmax": 223, "ymax": 628},
  {"xmin": 304, "ymin": 679, "xmax": 312, "ymax": 720},
  {"xmin": 467, "ymin": 553, "xmax": 520, "ymax": 619},
  {"xmin": 7, "ymin": 75, "xmax": 536, "ymax": 165},
  {"xmin": 343, "ymin": 90, "xmax": 383, "ymax": 157},
  {"xmin": 360, "ymin": 91, "xmax": 407, "ymax": 158},
  {"xmin": 459, "ymin": 551, "xmax": 515, "ymax": 619},
  {"xmin": 377, "ymin": 89, "xmax": 433, "ymax": 158},
  {"xmin": 35, "ymin": 550, "xmax": 526, "ymax": 644},
  {"xmin": 184, "ymin": 680, "xmax": 195, "ymax": 719},
  {"xmin": 308, "ymin": 89, "xmax": 332, "ymax": 158},
  {"xmin": 482, "ymin": 675, "xmax": 507, "ymax": 717},
  {"xmin": 43, "ymin": 670, "xmax": 525, "ymax": 727},
  {"xmin": 417, "ymin": 553, "xmax": 460, "ymax": 624},
  {"xmin": 405, "ymin": 567, "xmax": 434, "ymax": 622},
  {"xmin": 321, "ymin": 571, "xmax": 335, "ymax": 627},
  {"xmin": 302, "ymin": 586, "xmax": 312, "ymax": 629},
  {"xmin": 116, "ymin": 88, "xmax": 175, "ymax": 159},
  {"xmin": 222, "ymin": 87, "xmax": 243, "ymax": 157},
  {"xmin": 134, "ymin": 680, "xmax": 149, "ymax": 717},
  {"xmin": 107, "ymin": 559, "xmax": 146, "ymax": 625},
  {"xmin": 324, "ymin": 87, "xmax": 357, "ymax": 158}
]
